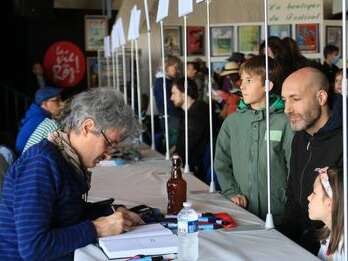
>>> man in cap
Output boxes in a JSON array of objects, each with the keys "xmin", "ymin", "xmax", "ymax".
[{"xmin": 16, "ymin": 86, "xmax": 63, "ymax": 154}]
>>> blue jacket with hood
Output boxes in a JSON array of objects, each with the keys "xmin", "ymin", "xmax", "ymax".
[{"xmin": 15, "ymin": 103, "xmax": 50, "ymax": 154}]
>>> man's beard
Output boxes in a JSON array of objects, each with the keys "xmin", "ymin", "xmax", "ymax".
[{"xmin": 288, "ymin": 106, "xmax": 321, "ymax": 132}]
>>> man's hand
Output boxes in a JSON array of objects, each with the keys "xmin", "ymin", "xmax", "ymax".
[
  {"xmin": 230, "ymin": 194, "xmax": 248, "ymax": 208},
  {"xmin": 116, "ymin": 207, "xmax": 145, "ymax": 226},
  {"xmin": 92, "ymin": 210, "xmax": 142, "ymax": 237}
]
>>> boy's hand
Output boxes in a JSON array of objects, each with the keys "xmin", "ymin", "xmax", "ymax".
[{"xmin": 230, "ymin": 194, "xmax": 248, "ymax": 208}]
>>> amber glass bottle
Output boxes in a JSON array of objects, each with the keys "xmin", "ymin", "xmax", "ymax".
[{"xmin": 167, "ymin": 154, "xmax": 187, "ymax": 214}]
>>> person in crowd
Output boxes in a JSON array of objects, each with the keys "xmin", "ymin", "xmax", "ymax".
[
  {"xmin": 214, "ymin": 55, "xmax": 293, "ymax": 224},
  {"xmin": 32, "ymin": 62, "xmax": 46, "ymax": 89},
  {"xmin": 0, "ymin": 154, "xmax": 8, "ymax": 194},
  {"xmin": 259, "ymin": 36, "xmax": 290, "ymax": 93},
  {"xmin": 281, "ymin": 37, "xmax": 310, "ymax": 71},
  {"xmin": 15, "ymin": 86, "xmax": 63, "ymax": 154},
  {"xmin": 187, "ymin": 62, "xmax": 204, "ymax": 100},
  {"xmin": 334, "ymin": 69, "xmax": 343, "ymax": 95},
  {"xmin": 280, "ymin": 67, "xmax": 343, "ymax": 254},
  {"xmin": 154, "ymin": 55, "xmax": 182, "ymax": 153},
  {"xmin": 170, "ymin": 78, "xmax": 210, "ymax": 181},
  {"xmin": 227, "ymin": 52, "xmax": 245, "ymax": 66},
  {"xmin": 307, "ymin": 167, "xmax": 344, "ymax": 261},
  {"xmin": 213, "ymin": 61, "xmax": 241, "ymax": 119},
  {"xmin": 0, "ymin": 88, "xmax": 143, "ymax": 260},
  {"xmin": 322, "ymin": 45, "xmax": 340, "ymax": 87}
]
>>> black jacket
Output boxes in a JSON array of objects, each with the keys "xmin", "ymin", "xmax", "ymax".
[
  {"xmin": 280, "ymin": 95, "xmax": 343, "ymax": 254},
  {"xmin": 175, "ymin": 100, "xmax": 210, "ymax": 181}
]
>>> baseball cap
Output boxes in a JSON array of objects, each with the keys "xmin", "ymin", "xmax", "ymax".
[{"xmin": 35, "ymin": 86, "xmax": 62, "ymax": 105}]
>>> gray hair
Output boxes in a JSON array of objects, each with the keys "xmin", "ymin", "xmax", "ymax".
[{"xmin": 59, "ymin": 88, "xmax": 139, "ymax": 139}]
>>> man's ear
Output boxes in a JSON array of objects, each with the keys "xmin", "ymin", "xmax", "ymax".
[
  {"xmin": 268, "ymin": 81, "xmax": 274, "ymax": 92},
  {"xmin": 317, "ymin": 90, "xmax": 328, "ymax": 106},
  {"xmin": 80, "ymin": 119, "xmax": 95, "ymax": 136},
  {"xmin": 41, "ymin": 101, "xmax": 48, "ymax": 111}
]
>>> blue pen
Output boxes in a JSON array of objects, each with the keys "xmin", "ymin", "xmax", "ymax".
[
  {"xmin": 198, "ymin": 217, "xmax": 223, "ymax": 224},
  {"xmin": 199, "ymin": 223, "xmax": 223, "ymax": 231},
  {"xmin": 127, "ymin": 256, "xmax": 152, "ymax": 261}
]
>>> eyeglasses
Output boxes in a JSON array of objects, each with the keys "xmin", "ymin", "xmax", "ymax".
[{"xmin": 100, "ymin": 130, "xmax": 114, "ymax": 149}]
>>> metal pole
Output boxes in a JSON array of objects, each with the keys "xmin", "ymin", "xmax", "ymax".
[
  {"xmin": 122, "ymin": 45, "xmax": 127, "ymax": 104},
  {"xmin": 206, "ymin": 0, "xmax": 215, "ymax": 192},
  {"xmin": 97, "ymin": 49, "xmax": 102, "ymax": 87},
  {"xmin": 112, "ymin": 49, "xmax": 116, "ymax": 88},
  {"xmin": 160, "ymin": 20, "xmax": 170, "ymax": 160},
  {"xmin": 264, "ymin": 0, "xmax": 274, "ymax": 230},
  {"xmin": 341, "ymin": 0, "xmax": 347, "ymax": 258},
  {"xmin": 135, "ymin": 40, "xmax": 143, "ymax": 142},
  {"xmin": 147, "ymin": 31, "xmax": 155, "ymax": 150},
  {"xmin": 131, "ymin": 40, "xmax": 135, "ymax": 111},
  {"xmin": 183, "ymin": 15, "xmax": 189, "ymax": 174},
  {"xmin": 106, "ymin": 55, "xmax": 111, "ymax": 88},
  {"xmin": 116, "ymin": 48, "xmax": 120, "ymax": 91}
]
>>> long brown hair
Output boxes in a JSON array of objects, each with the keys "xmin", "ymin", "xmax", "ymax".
[{"xmin": 318, "ymin": 167, "xmax": 343, "ymax": 255}]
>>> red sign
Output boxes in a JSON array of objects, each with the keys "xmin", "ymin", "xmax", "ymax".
[{"xmin": 44, "ymin": 41, "xmax": 86, "ymax": 88}]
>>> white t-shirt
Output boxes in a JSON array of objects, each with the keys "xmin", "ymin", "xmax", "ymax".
[{"xmin": 318, "ymin": 236, "xmax": 344, "ymax": 261}]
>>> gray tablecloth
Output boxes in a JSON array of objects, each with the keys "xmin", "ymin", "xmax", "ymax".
[{"xmin": 75, "ymin": 156, "xmax": 319, "ymax": 261}]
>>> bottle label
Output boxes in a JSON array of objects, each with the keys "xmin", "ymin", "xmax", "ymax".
[{"xmin": 178, "ymin": 220, "xmax": 198, "ymax": 234}]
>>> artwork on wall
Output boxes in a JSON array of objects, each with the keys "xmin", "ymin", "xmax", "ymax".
[
  {"xmin": 268, "ymin": 24, "xmax": 292, "ymax": 38},
  {"xmin": 211, "ymin": 61, "xmax": 226, "ymax": 74},
  {"xmin": 85, "ymin": 15, "xmax": 108, "ymax": 52},
  {"xmin": 164, "ymin": 26, "xmax": 182, "ymax": 56},
  {"xmin": 187, "ymin": 26, "xmax": 205, "ymax": 55},
  {"xmin": 295, "ymin": 23, "xmax": 320, "ymax": 53},
  {"xmin": 238, "ymin": 25, "xmax": 261, "ymax": 53},
  {"xmin": 210, "ymin": 26, "xmax": 234, "ymax": 57},
  {"xmin": 326, "ymin": 26, "xmax": 342, "ymax": 56}
]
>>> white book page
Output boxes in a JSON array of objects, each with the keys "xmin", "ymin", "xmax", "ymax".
[{"xmin": 99, "ymin": 223, "xmax": 173, "ymax": 241}]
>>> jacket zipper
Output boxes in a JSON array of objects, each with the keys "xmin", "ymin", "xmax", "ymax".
[{"xmin": 299, "ymin": 139, "xmax": 312, "ymax": 202}]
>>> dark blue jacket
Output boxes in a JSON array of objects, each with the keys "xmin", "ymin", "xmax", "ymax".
[
  {"xmin": 0, "ymin": 140, "xmax": 97, "ymax": 260},
  {"xmin": 15, "ymin": 103, "xmax": 50, "ymax": 154},
  {"xmin": 154, "ymin": 76, "xmax": 177, "ymax": 117}
]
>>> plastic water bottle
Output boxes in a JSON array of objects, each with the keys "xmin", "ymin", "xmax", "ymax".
[{"xmin": 177, "ymin": 202, "xmax": 199, "ymax": 261}]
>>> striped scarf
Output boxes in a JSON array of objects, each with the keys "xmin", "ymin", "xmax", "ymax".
[{"xmin": 48, "ymin": 130, "xmax": 91, "ymax": 197}]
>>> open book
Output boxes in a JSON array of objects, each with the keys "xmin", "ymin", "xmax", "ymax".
[{"xmin": 98, "ymin": 223, "xmax": 178, "ymax": 259}]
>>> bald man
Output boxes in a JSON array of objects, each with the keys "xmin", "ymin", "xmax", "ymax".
[{"xmin": 280, "ymin": 67, "xmax": 343, "ymax": 254}]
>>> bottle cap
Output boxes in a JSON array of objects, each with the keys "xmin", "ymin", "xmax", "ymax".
[
  {"xmin": 172, "ymin": 154, "xmax": 180, "ymax": 160},
  {"xmin": 183, "ymin": 202, "xmax": 192, "ymax": 208}
]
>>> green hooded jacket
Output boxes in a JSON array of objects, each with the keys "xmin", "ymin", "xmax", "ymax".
[{"xmin": 214, "ymin": 95, "xmax": 294, "ymax": 224}]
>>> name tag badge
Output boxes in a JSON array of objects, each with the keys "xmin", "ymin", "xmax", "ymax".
[{"xmin": 264, "ymin": 130, "xmax": 282, "ymax": 142}]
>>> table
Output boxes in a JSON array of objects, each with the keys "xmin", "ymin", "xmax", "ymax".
[{"xmin": 75, "ymin": 150, "xmax": 319, "ymax": 261}]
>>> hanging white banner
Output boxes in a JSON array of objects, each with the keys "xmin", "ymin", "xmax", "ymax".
[
  {"xmin": 178, "ymin": 0, "xmax": 193, "ymax": 17},
  {"xmin": 268, "ymin": 0, "xmax": 322, "ymax": 24},
  {"xmin": 156, "ymin": 0, "xmax": 170, "ymax": 23}
]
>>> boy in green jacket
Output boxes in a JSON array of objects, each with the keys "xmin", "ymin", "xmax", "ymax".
[{"xmin": 214, "ymin": 55, "xmax": 293, "ymax": 224}]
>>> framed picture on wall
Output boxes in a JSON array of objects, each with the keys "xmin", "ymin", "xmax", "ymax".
[
  {"xmin": 295, "ymin": 24, "xmax": 320, "ymax": 53},
  {"xmin": 269, "ymin": 24, "xmax": 291, "ymax": 38},
  {"xmin": 210, "ymin": 26, "xmax": 234, "ymax": 57},
  {"xmin": 326, "ymin": 26, "xmax": 342, "ymax": 56},
  {"xmin": 187, "ymin": 26, "xmax": 205, "ymax": 55},
  {"xmin": 211, "ymin": 61, "xmax": 226, "ymax": 74},
  {"xmin": 85, "ymin": 15, "xmax": 108, "ymax": 52},
  {"xmin": 86, "ymin": 57, "xmax": 99, "ymax": 88},
  {"xmin": 164, "ymin": 26, "xmax": 182, "ymax": 56},
  {"xmin": 237, "ymin": 25, "xmax": 261, "ymax": 53}
]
